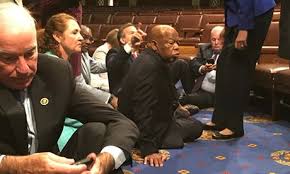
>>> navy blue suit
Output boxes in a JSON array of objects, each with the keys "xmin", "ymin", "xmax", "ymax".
[{"xmin": 212, "ymin": 0, "xmax": 275, "ymax": 135}]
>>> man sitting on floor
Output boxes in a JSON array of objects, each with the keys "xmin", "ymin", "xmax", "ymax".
[{"xmin": 118, "ymin": 25, "xmax": 203, "ymax": 168}]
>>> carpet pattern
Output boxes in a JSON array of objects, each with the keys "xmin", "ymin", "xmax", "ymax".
[{"xmin": 124, "ymin": 108, "xmax": 290, "ymax": 174}]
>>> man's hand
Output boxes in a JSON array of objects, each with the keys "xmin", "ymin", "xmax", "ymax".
[
  {"xmin": 235, "ymin": 30, "xmax": 248, "ymax": 49},
  {"xmin": 176, "ymin": 104, "xmax": 191, "ymax": 118},
  {"xmin": 144, "ymin": 153, "xmax": 168, "ymax": 167},
  {"xmin": 0, "ymin": 152, "xmax": 87, "ymax": 174},
  {"xmin": 110, "ymin": 96, "xmax": 118, "ymax": 109},
  {"xmin": 200, "ymin": 64, "xmax": 215, "ymax": 74},
  {"xmin": 84, "ymin": 152, "xmax": 115, "ymax": 174},
  {"xmin": 131, "ymin": 33, "xmax": 144, "ymax": 54}
]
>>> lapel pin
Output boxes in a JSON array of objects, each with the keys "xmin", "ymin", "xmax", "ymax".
[{"xmin": 40, "ymin": 98, "xmax": 49, "ymax": 106}]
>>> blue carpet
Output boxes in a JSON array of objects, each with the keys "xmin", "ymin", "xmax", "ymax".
[{"xmin": 124, "ymin": 109, "xmax": 290, "ymax": 174}]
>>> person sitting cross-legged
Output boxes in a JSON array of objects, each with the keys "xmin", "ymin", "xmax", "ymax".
[{"xmin": 118, "ymin": 25, "xmax": 203, "ymax": 168}]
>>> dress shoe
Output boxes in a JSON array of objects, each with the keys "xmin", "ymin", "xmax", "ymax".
[
  {"xmin": 203, "ymin": 124, "xmax": 224, "ymax": 131},
  {"xmin": 212, "ymin": 131, "xmax": 244, "ymax": 140}
]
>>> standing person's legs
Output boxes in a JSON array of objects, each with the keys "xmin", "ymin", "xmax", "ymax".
[
  {"xmin": 224, "ymin": 8, "xmax": 274, "ymax": 134},
  {"xmin": 211, "ymin": 26, "xmax": 237, "ymax": 128},
  {"xmin": 279, "ymin": 0, "xmax": 290, "ymax": 59},
  {"xmin": 212, "ymin": 8, "xmax": 274, "ymax": 136}
]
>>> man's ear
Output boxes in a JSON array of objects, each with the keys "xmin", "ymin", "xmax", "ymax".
[
  {"xmin": 149, "ymin": 40, "xmax": 157, "ymax": 51},
  {"xmin": 52, "ymin": 31, "xmax": 62, "ymax": 43},
  {"xmin": 120, "ymin": 37, "xmax": 126, "ymax": 45}
]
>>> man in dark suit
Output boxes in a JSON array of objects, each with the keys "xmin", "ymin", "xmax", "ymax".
[
  {"xmin": 0, "ymin": 3, "xmax": 138, "ymax": 174},
  {"xmin": 118, "ymin": 25, "xmax": 203, "ymax": 168},
  {"xmin": 180, "ymin": 26, "xmax": 224, "ymax": 109},
  {"xmin": 106, "ymin": 23, "xmax": 142, "ymax": 97},
  {"xmin": 206, "ymin": 0, "xmax": 276, "ymax": 139},
  {"xmin": 106, "ymin": 23, "xmax": 194, "ymax": 98},
  {"xmin": 279, "ymin": 0, "xmax": 290, "ymax": 59}
]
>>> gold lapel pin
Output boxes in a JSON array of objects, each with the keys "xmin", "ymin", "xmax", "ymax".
[{"xmin": 40, "ymin": 98, "xmax": 49, "ymax": 106}]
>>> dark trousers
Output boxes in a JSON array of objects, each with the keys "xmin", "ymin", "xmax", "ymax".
[
  {"xmin": 180, "ymin": 89, "xmax": 215, "ymax": 109},
  {"xmin": 161, "ymin": 114, "xmax": 203, "ymax": 149},
  {"xmin": 60, "ymin": 123, "xmax": 124, "ymax": 174},
  {"xmin": 212, "ymin": 8, "xmax": 274, "ymax": 134},
  {"xmin": 169, "ymin": 59, "xmax": 194, "ymax": 94}
]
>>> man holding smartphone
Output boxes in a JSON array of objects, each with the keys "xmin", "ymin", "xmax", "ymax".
[{"xmin": 180, "ymin": 26, "xmax": 224, "ymax": 109}]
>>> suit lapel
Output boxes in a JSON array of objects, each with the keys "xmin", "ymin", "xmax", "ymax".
[
  {"xmin": 0, "ymin": 86, "xmax": 28, "ymax": 154},
  {"xmin": 29, "ymin": 75, "xmax": 54, "ymax": 151}
]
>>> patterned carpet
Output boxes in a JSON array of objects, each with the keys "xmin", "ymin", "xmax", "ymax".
[{"xmin": 124, "ymin": 108, "xmax": 290, "ymax": 174}]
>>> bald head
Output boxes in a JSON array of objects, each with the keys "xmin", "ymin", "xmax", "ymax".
[
  {"xmin": 0, "ymin": 3, "xmax": 38, "ymax": 90},
  {"xmin": 147, "ymin": 25, "xmax": 179, "ymax": 62},
  {"xmin": 210, "ymin": 26, "xmax": 224, "ymax": 53},
  {"xmin": 0, "ymin": 2, "xmax": 35, "ymax": 35},
  {"xmin": 211, "ymin": 26, "xmax": 224, "ymax": 37},
  {"xmin": 148, "ymin": 25, "xmax": 177, "ymax": 42}
]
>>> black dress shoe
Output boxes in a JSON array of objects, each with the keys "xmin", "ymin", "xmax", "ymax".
[
  {"xmin": 203, "ymin": 124, "xmax": 224, "ymax": 131},
  {"xmin": 212, "ymin": 131, "xmax": 244, "ymax": 140}
]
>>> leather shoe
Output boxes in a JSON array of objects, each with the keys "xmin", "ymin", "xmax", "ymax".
[
  {"xmin": 203, "ymin": 124, "xmax": 224, "ymax": 131},
  {"xmin": 212, "ymin": 131, "xmax": 244, "ymax": 140}
]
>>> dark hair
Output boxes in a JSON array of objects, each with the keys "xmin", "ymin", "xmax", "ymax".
[
  {"xmin": 117, "ymin": 23, "xmax": 135, "ymax": 45},
  {"xmin": 38, "ymin": 13, "xmax": 77, "ymax": 58}
]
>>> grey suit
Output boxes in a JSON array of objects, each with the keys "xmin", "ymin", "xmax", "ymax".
[
  {"xmin": 73, "ymin": 52, "xmax": 110, "ymax": 104},
  {"xmin": 0, "ymin": 54, "xmax": 138, "ymax": 163},
  {"xmin": 81, "ymin": 52, "xmax": 106, "ymax": 85}
]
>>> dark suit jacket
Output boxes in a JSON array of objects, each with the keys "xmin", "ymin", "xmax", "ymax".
[
  {"xmin": 118, "ymin": 49, "xmax": 178, "ymax": 156},
  {"xmin": 191, "ymin": 43, "xmax": 214, "ymax": 77},
  {"xmin": 106, "ymin": 47, "xmax": 134, "ymax": 96},
  {"xmin": 279, "ymin": 0, "xmax": 290, "ymax": 59},
  {"xmin": 190, "ymin": 43, "xmax": 217, "ymax": 92},
  {"xmin": 0, "ymin": 54, "xmax": 138, "ymax": 156}
]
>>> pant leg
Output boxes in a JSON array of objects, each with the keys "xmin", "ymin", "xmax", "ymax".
[
  {"xmin": 180, "ymin": 89, "xmax": 215, "ymax": 109},
  {"xmin": 212, "ymin": 8, "xmax": 274, "ymax": 134},
  {"xmin": 60, "ymin": 122, "xmax": 106, "ymax": 160},
  {"xmin": 160, "ymin": 116, "xmax": 203, "ymax": 149},
  {"xmin": 175, "ymin": 117, "xmax": 203, "ymax": 142}
]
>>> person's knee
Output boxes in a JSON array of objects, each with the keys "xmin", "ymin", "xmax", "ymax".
[
  {"xmin": 187, "ymin": 119, "xmax": 203, "ymax": 140},
  {"xmin": 194, "ymin": 119, "xmax": 204, "ymax": 137}
]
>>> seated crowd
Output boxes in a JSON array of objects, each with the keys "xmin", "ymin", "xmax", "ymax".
[{"xmin": 0, "ymin": 0, "xmax": 289, "ymax": 173}]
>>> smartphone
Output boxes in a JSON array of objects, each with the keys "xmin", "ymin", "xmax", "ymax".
[
  {"xmin": 207, "ymin": 58, "xmax": 215, "ymax": 64},
  {"xmin": 73, "ymin": 158, "xmax": 93, "ymax": 166}
]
